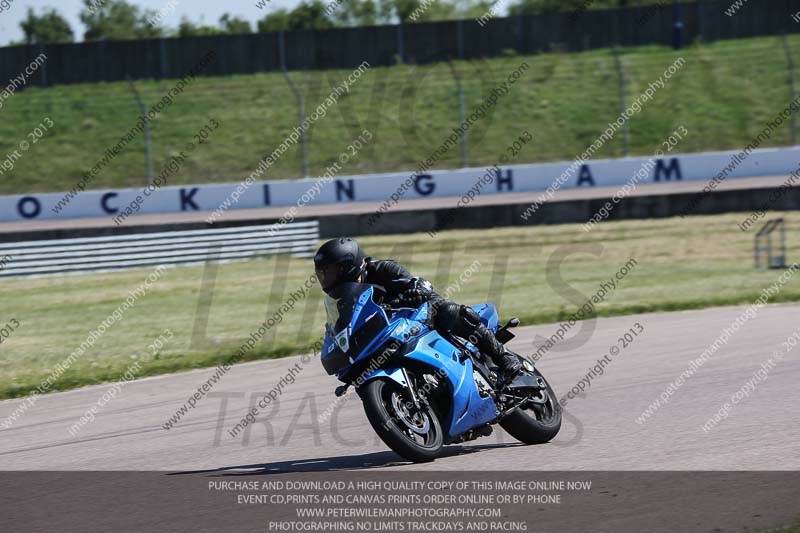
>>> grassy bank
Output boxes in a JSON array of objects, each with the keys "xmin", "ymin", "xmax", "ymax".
[
  {"xmin": 1, "ymin": 211, "xmax": 799, "ymax": 399},
  {"xmin": 0, "ymin": 35, "xmax": 794, "ymax": 194}
]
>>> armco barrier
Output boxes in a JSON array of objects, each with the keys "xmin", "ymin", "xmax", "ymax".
[
  {"xmin": 1, "ymin": 147, "xmax": 798, "ymax": 223},
  {"xmin": 0, "ymin": 221, "xmax": 318, "ymax": 278}
]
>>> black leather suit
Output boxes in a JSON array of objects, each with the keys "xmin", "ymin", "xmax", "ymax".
[{"xmin": 362, "ymin": 258, "xmax": 505, "ymax": 362}]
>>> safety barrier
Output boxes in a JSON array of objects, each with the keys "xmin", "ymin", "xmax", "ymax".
[{"xmin": 0, "ymin": 221, "xmax": 319, "ymax": 278}]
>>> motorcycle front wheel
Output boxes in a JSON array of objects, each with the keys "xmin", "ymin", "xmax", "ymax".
[
  {"xmin": 360, "ymin": 378, "xmax": 443, "ymax": 463},
  {"xmin": 499, "ymin": 366, "xmax": 562, "ymax": 444}
]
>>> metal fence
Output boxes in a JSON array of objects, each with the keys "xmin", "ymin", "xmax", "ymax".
[
  {"xmin": 1, "ymin": 0, "xmax": 797, "ymax": 88},
  {"xmin": 0, "ymin": 221, "xmax": 319, "ymax": 278}
]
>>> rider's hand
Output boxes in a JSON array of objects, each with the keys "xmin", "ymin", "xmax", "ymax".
[
  {"xmin": 387, "ymin": 278, "xmax": 433, "ymax": 308},
  {"xmin": 412, "ymin": 278, "xmax": 433, "ymax": 299},
  {"xmin": 387, "ymin": 291, "xmax": 423, "ymax": 308}
]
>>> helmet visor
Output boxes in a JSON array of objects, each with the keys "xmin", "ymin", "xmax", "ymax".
[
  {"xmin": 315, "ymin": 258, "xmax": 365, "ymax": 293},
  {"xmin": 315, "ymin": 263, "xmax": 344, "ymax": 293}
]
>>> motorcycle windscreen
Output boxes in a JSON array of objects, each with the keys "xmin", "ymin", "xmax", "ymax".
[
  {"xmin": 322, "ymin": 283, "xmax": 389, "ymax": 375},
  {"xmin": 324, "ymin": 283, "xmax": 370, "ymax": 335}
]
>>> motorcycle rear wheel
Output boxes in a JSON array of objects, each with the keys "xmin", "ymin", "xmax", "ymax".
[{"xmin": 361, "ymin": 378, "xmax": 443, "ymax": 463}]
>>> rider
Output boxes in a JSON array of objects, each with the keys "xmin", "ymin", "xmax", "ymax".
[{"xmin": 313, "ymin": 237, "xmax": 522, "ymax": 378}]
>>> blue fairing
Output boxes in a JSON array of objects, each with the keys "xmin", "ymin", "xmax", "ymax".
[
  {"xmin": 373, "ymin": 330, "xmax": 498, "ymax": 437},
  {"xmin": 321, "ymin": 286, "xmax": 390, "ymax": 371},
  {"xmin": 321, "ymin": 284, "xmax": 498, "ymax": 441},
  {"xmin": 363, "ymin": 333, "xmax": 497, "ymax": 438},
  {"xmin": 472, "ymin": 303, "xmax": 499, "ymax": 332}
]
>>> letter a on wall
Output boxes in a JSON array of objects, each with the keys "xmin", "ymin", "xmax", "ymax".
[{"xmin": 576, "ymin": 165, "xmax": 595, "ymax": 186}]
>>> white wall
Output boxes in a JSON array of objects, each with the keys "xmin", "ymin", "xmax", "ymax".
[{"xmin": 1, "ymin": 146, "xmax": 798, "ymax": 223}]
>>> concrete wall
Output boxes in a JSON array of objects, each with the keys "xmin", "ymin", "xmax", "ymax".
[
  {"xmin": 2, "ymin": 183, "xmax": 798, "ymax": 244},
  {"xmin": 319, "ymin": 185, "xmax": 800, "ymax": 237},
  {"xmin": 4, "ymin": 146, "xmax": 799, "ymax": 223}
]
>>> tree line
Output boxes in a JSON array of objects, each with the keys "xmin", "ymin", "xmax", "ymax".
[{"xmin": 18, "ymin": 0, "xmax": 693, "ymax": 45}]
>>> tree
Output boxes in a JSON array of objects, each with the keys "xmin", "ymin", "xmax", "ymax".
[
  {"xmin": 508, "ymin": 0, "xmax": 570, "ymax": 16},
  {"xmin": 378, "ymin": 0, "xmax": 466, "ymax": 24},
  {"xmin": 257, "ymin": 2, "xmax": 334, "ymax": 32},
  {"xmin": 177, "ymin": 17, "xmax": 222, "ymax": 37},
  {"xmin": 286, "ymin": 1, "xmax": 335, "ymax": 30},
  {"xmin": 257, "ymin": 9, "xmax": 291, "ymax": 32},
  {"xmin": 20, "ymin": 7, "xmax": 74, "ymax": 44},
  {"xmin": 79, "ymin": 0, "xmax": 162, "ymax": 41},
  {"xmin": 254, "ymin": 0, "xmax": 544, "ymax": 33},
  {"xmin": 332, "ymin": 0, "xmax": 380, "ymax": 27},
  {"xmin": 461, "ymin": 1, "xmax": 502, "ymax": 19},
  {"xmin": 424, "ymin": 0, "xmax": 460, "ymax": 21},
  {"xmin": 387, "ymin": 0, "xmax": 422, "ymax": 22},
  {"xmin": 219, "ymin": 13, "xmax": 252, "ymax": 34},
  {"xmin": 507, "ymin": 0, "xmax": 671, "ymax": 16}
]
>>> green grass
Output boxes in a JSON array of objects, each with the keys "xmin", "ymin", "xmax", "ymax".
[
  {"xmin": 0, "ymin": 34, "xmax": 796, "ymax": 194},
  {"xmin": 1, "ymin": 211, "xmax": 799, "ymax": 399},
  {"xmin": 763, "ymin": 525, "xmax": 800, "ymax": 533}
]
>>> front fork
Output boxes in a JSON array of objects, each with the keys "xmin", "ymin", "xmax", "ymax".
[{"xmin": 400, "ymin": 367, "xmax": 421, "ymax": 409}]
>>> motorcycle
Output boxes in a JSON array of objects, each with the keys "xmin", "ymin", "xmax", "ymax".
[{"xmin": 321, "ymin": 282, "xmax": 562, "ymax": 463}]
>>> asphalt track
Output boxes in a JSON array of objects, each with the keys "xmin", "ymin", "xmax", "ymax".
[
  {"xmin": 3, "ymin": 304, "xmax": 800, "ymax": 531},
  {"xmin": 2, "ymin": 304, "xmax": 799, "ymax": 472}
]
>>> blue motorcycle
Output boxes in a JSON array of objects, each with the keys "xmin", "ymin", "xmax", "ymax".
[{"xmin": 321, "ymin": 283, "xmax": 562, "ymax": 463}]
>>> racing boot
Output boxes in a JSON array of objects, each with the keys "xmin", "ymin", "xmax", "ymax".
[
  {"xmin": 435, "ymin": 301, "xmax": 523, "ymax": 381},
  {"xmin": 466, "ymin": 314, "xmax": 522, "ymax": 381},
  {"xmin": 477, "ymin": 331, "xmax": 522, "ymax": 382}
]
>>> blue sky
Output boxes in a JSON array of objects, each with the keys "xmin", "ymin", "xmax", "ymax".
[{"xmin": 0, "ymin": 0, "xmax": 303, "ymax": 45}]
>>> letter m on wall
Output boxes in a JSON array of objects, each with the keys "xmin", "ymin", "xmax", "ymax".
[{"xmin": 653, "ymin": 158, "xmax": 682, "ymax": 182}]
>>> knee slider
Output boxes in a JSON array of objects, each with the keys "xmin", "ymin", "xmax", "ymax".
[
  {"xmin": 433, "ymin": 302, "xmax": 462, "ymax": 331},
  {"xmin": 460, "ymin": 305, "xmax": 482, "ymax": 328}
]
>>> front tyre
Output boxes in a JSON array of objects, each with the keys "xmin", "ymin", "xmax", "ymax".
[
  {"xmin": 361, "ymin": 378, "xmax": 443, "ymax": 463},
  {"xmin": 500, "ymin": 367, "xmax": 562, "ymax": 444}
]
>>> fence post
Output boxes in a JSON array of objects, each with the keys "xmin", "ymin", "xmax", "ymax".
[
  {"xmin": 448, "ymin": 61, "xmax": 468, "ymax": 168},
  {"xmin": 612, "ymin": 49, "xmax": 630, "ymax": 157},
  {"xmin": 38, "ymin": 44, "xmax": 48, "ymax": 88},
  {"xmin": 159, "ymin": 38, "xmax": 168, "ymax": 80},
  {"xmin": 279, "ymin": 31, "xmax": 309, "ymax": 178},
  {"xmin": 695, "ymin": 1, "xmax": 704, "ymax": 44},
  {"xmin": 672, "ymin": 0, "xmax": 684, "ymax": 50},
  {"xmin": 397, "ymin": 23, "xmax": 405, "ymax": 63},
  {"xmin": 782, "ymin": 35, "xmax": 798, "ymax": 145},
  {"xmin": 457, "ymin": 19, "xmax": 464, "ymax": 60},
  {"xmin": 127, "ymin": 77, "xmax": 154, "ymax": 187}
]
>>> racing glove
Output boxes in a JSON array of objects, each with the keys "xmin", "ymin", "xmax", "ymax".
[{"xmin": 387, "ymin": 277, "xmax": 433, "ymax": 308}]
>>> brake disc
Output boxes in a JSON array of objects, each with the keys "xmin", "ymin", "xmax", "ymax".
[{"xmin": 390, "ymin": 392, "xmax": 430, "ymax": 435}]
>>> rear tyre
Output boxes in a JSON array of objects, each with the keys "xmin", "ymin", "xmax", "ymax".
[
  {"xmin": 500, "ymin": 367, "xmax": 562, "ymax": 444},
  {"xmin": 361, "ymin": 378, "xmax": 443, "ymax": 463}
]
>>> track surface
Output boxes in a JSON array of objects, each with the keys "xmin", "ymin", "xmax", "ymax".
[{"xmin": 2, "ymin": 304, "xmax": 799, "ymax": 472}]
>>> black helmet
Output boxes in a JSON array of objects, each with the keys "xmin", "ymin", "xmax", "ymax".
[{"xmin": 314, "ymin": 238, "xmax": 366, "ymax": 293}]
